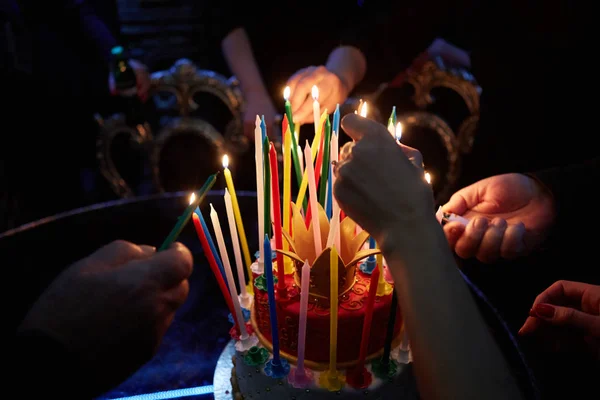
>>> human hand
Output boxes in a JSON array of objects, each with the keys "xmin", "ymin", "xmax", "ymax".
[
  {"xmin": 441, "ymin": 173, "xmax": 555, "ymax": 263},
  {"xmin": 333, "ymin": 113, "xmax": 431, "ymax": 244},
  {"xmin": 286, "ymin": 65, "xmax": 349, "ymax": 125},
  {"xmin": 18, "ymin": 240, "xmax": 193, "ymax": 391},
  {"xmin": 519, "ymin": 280, "xmax": 600, "ymax": 360},
  {"xmin": 109, "ymin": 59, "xmax": 151, "ymax": 102},
  {"xmin": 243, "ymin": 90, "xmax": 277, "ymax": 139}
]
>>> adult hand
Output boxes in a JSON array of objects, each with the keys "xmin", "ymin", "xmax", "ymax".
[
  {"xmin": 519, "ymin": 280, "xmax": 600, "ymax": 360},
  {"xmin": 243, "ymin": 90, "xmax": 278, "ymax": 139},
  {"xmin": 333, "ymin": 113, "xmax": 432, "ymax": 244},
  {"xmin": 442, "ymin": 173, "xmax": 555, "ymax": 263},
  {"xmin": 286, "ymin": 65, "xmax": 349, "ymax": 125},
  {"xmin": 18, "ymin": 240, "xmax": 193, "ymax": 391},
  {"xmin": 109, "ymin": 59, "xmax": 151, "ymax": 102}
]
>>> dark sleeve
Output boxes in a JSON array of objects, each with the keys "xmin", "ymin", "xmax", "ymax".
[
  {"xmin": 19, "ymin": 0, "xmax": 117, "ymax": 63},
  {"xmin": 527, "ymin": 157, "xmax": 600, "ymax": 246},
  {"xmin": 340, "ymin": 0, "xmax": 458, "ymax": 83},
  {"xmin": 12, "ymin": 329, "xmax": 100, "ymax": 399}
]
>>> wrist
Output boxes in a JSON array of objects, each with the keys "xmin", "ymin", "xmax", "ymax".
[{"xmin": 380, "ymin": 214, "xmax": 445, "ymax": 264}]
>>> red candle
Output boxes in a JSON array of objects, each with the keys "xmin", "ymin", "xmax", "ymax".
[
  {"xmin": 347, "ymin": 265, "xmax": 380, "ymax": 388},
  {"xmin": 192, "ymin": 213, "xmax": 238, "ymax": 327},
  {"xmin": 269, "ymin": 143, "xmax": 287, "ymax": 297}
]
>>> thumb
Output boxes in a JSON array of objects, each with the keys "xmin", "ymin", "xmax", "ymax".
[
  {"xmin": 340, "ymin": 113, "xmax": 391, "ymax": 142},
  {"xmin": 136, "ymin": 242, "xmax": 193, "ymax": 289},
  {"xmin": 532, "ymin": 303, "xmax": 600, "ymax": 337},
  {"xmin": 443, "ymin": 183, "xmax": 481, "ymax": 215}
]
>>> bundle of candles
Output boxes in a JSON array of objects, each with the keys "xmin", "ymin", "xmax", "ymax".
[{"xmin": 159, "ymin": 85, "xmax": 429, "ymax": 393}]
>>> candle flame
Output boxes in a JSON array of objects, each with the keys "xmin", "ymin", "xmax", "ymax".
[
  {"xmin": 222, "ymin": 154, "xmax": 229, "ymax": 168},
  {"xmin": 311, "ymin": 85, "xmax": 319, "ymax": 101},
  {"xmin": 189, "ymin": 192, "xmax": 196, "ymax": 205},
  {"xmin": 359, "ymin": 101, "xmax": 368, "ymax": 118},
  {"xmin": 283, "ymin": 86, "xmax": 291, "ymax": 101},
  {"xmin": 396, "ymin": 122, "xmax": 403, "ymax": 141},
  {"xmin": 425, "ymin": 172, "xmax": 432, "ymax": 184}
]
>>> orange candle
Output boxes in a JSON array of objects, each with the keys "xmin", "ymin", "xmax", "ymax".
[{"xmin": 269, "ymin": 143, "xmax": 286, "ymax": 297}]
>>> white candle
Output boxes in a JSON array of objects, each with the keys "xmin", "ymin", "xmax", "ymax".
[
  {"xmin": 304, "ymin": 142, "xmax": 322, "ymax": 259},
  {"xmin": 312, "ymin": 85, "xmax": 320, "ymax": 135},
  {"xmin": 210, "ymin": 203, "xmax": 248, "ymax": 339},
  {"xmin": 224, "ymin": 189, "xmax": 251, "ymax": 308},
  {"xmin": 297, "ymin": 144, "xmax": 304, "ymax": 172},
  {"xmin": 254, "ymin": 116, "xmax": 264, "ymax": 265}
]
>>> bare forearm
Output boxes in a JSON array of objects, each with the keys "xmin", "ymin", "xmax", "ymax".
[
  {"xmin": 221, "ymin": 27, "xmax": 268, "ymax": 96},
  {"xmin": 382, "ymin": 217, "xmax": 524, "ymax": 400},
  {"xmin": 325, "ymin": 46, "xmax": 366, "ymax": 94}
]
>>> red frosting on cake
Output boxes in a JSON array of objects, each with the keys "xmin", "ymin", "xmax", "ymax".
[{"xmin": 252, "ymin": 269, "xmax": 401, "ymax": 365}]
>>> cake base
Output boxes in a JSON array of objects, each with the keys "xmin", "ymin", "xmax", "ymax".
[{"xmin": 215, "ymin": 340, "xmax": 419, "ymax": 400}]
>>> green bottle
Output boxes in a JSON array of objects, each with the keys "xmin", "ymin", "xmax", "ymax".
[{"xmin": 110, "ymin": 46, "xmax": 145, "ymax": 126}]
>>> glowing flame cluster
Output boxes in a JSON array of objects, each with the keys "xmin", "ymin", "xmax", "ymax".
[
  {"xmin": 283, "ymin": 86, "xmax": 291, "ymax": 101},
  {"xmin": 222, "ymin": 154, "xmax": 229, "ymax": 168},
  {"xmin": 311, "ymin": 85, "xmax": 319, "ymax": 101}
]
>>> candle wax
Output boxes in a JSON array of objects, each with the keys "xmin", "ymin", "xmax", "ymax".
[{"xmin": 282, "ymin": 120, "xmax": 293, "ymax": 274}]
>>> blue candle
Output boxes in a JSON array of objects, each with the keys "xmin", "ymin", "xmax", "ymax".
[
  {"xmin": 332, "ymin": 104, "xmax": 340, "ymax": 135},
  {"xmin": 261, "ymin": 115, "xmax": 267, "ymax": 141},
  {"xmin": 264, "ymin": 235, "xmax": 281, "ymax": 363},
  {"xmin": 326, "ymin": 164, "xmax": 333, "ymax": 219},
  {"xmin": 367, "ymin": 236, "xmax": 376, "ymax": 263},
  {"xmin": 195, "ymin": 207, "xmax": 228, "ymax": 288}
]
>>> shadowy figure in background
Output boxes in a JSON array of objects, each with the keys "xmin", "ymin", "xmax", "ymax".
[{"xmin": 1, "ymin": 0, "xmax": 149, "ymax": 232}]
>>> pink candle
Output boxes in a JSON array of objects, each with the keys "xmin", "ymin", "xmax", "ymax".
[
  {"xmin": 297, "ymin": 260, "xmax": 310, "ymax": 370},
  {"xmin": 304, "ymin": 142, "xmax": 322, "ymax": 258}
]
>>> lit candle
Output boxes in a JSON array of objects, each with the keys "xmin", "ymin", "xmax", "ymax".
[
  {"xmin": 395, "ymin": 122, "xmax": 402, "ymax": 143},
  {"xmin": 282, "ymin": 117, "xmax": 293, "ymax": 273},
  {"xmin": 319, "ymin": 117, "xmax": 331, "ymax": 207},
  {"xmin": 387, "ymin": 120, "xmax": 395, "ymax": 137},
  {"xmin": 210, "ymin": 204, "xmax": 248, "ymax": 340},
  {"xmin": 328, "ymin": 246, "xmax": 339, "ymax": 373},
  {"xmin": 425, "ymin": 171, "xmax": 432, "ymax": 184},
  {"xmin": 222, "ymin": 155, "xmax": 253, "ymax": 295},
  {"xmin": 191, "ymin": 208, "xmax": 235, "ymax": 326},
  {"xmin": 263, "ymin": 137, "xmax": 271, "ymax": 239},
  {"xmin": 359, "ymin": 101, "xmax": 368, "ymax": 118},
  {"xmin": 312, "ymin": 85, "xmax": 320, "ymax": 135},
  {"xmin": 224, "ymin": 189, "xmax": 251, "ymax": 308},
  {"xmin": 254, "ymin": 116, "xmax": 265, "ymax": 267},
  {"xmin": 304, "ymin": 142, "xmax": 322, "ymax": 259},
  {"xmin": 347, "ymin": 266, "xmax": 379, "ymax": 388},
  {"xmin": 159, "ymin": 172, "xmax": 218, "ymax": 251},
  {"xmin": 283, "ymin": 86, "xmax": 303, "ymax": 189},
  {"xmin": 293, "ymin": 260, "xmax": 311, "ymax": 382},
  {"xmin": 269, "ymin": 143, "xmax": 286, "ymax": 297},
  {"xmin": 387, "ymin": 106, "xmax": 396, "ymax": 135}
]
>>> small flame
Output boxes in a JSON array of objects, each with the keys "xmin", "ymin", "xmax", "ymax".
[
  {"xmin": 359, "ymin": 101, "xmax": 368, "ymax": 118},
  {"xmin": 189, "ymin": 192, "xmax": 196, "ymax": 205},
  {"xmin": 283, "ymin": 86, "xmax": 291, "ymax": 101},
  {"xmin": 311, "ymin": 85, "xmax": 319, "ymax": 101},
  {"xmin": 425, "ymin": 172, "xmax": 432, "ymax": 184},
  {"xmin": 222, "ymin": 154, "xmax": 229, "ymax": 168},
  {"xmin": 396, "ymin": 122, "xmax": 403, "ymax": 141}
]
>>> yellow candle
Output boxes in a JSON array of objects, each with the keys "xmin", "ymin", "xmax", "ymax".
[
  {"xmin": 376, "ymin": 242, "xmax": 393, "ymax": 296},
  {"xmin": 296, "ymin": 110, "xmax": 328, "ymax": 207},
  {"xmin": 329, "ymin": 246, "xmax": 339, "ymax": 374},
  {"xmin": 282, "ymin": 125, "xmax": 293, "ymax": 273},
  {"xmin": 222, "ymin": 155, "xmax": 254, "ymax": 295}
]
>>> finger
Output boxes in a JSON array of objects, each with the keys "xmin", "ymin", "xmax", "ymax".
[
  {"xmin": 518, "ymin": 316, "xmax": 542, "ymax": 336},
  {"xmin": 162, "ymin": 279, "xmax": 190, "ymax": 309},
  {"xmin": 293, "ymin": 96, "xmax": 317, "ymax": 125},
  {"xmin": 442, "ymin": 221, "xmax": 466, "ymax": 250},
  {"xmin": 529, "ymin": 303, "xmax": 600, "ymax": 337},
  {"xmin": 500, "ymin": 222, "xmax": 526, "ymax": 259},
  {"xmin": 290, "ymin": 69, "xmax": 323, "ymax": 112},
  {"xmin": 139, "ymin": 245, "xmax": 157, "ymax": 256},
  {"xmin": 476, "ymin": 217, "xmax": 507, "ymax": 263},
  {"xmin": 400, "ymin": 143, "xmax": 424, "ymax": 170},
  {"xmin": 286, "ymin": 67, "xmax": 312, "ymax": 96},
  {"xmin": 91, "ymin": 240, "xmax": 154, "ymax": 267},
  {"xmin": 340, "ymin": 113, "xmax": 393, "ymax": 142},
  {"xmin": 443, "ymin": 184, "xmax": 481, "ymax": 215},
  {"xmin": 138, "ymin": 242, "xmax": 193, "ymax": 289},
  {"xmin": 454, "ymin": 217, "xmax": 488, "ymax": 259},
  {"xmin": 533, "ymin": 280, "xmax": 594, "ymax": 309}
]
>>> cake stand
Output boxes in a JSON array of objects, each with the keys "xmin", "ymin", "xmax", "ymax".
[{"xmin": 213, "ymin": 340, "xmax": 236, "ymax": 400}]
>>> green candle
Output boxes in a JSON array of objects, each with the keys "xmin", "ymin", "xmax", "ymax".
[
  {"xmin": 318, "ymin": 117, "xmax": 331, "ymax": 206},
  {"xmin": 159, "ymin": 171, "xmax": 219, "ymax": 251},
  {"xmin": 284, "ymin": 92, "xmax": 304, "ymax": 189},
  {"xmin": 263, "ymin": 137, "xmax": 272, "ymax": 238},
  {"xmin": 388, "ymin": 106, "xmax": 397, "ymax": 127}
]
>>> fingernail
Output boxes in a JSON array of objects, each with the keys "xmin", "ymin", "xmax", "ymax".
[{"xmin": 532, "ymin": 303, "xmax": 555, "ymax": 318}]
